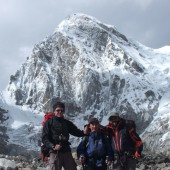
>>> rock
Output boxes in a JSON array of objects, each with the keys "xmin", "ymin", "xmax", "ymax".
[{"xmin": 0, "ymin": 158, "xmax": 16, "ymax": 169}]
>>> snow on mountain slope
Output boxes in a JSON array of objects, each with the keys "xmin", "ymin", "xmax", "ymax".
[
  {"xmin": 141, "ymin": 91, "xmax": 170, "ymax": 155},
  {"xmin": 0, "ymin": 95, "xmax": 43, "ymax": 152},
  {"xmin": 1, "ymin": 13, "xmax": 170, "ymax": 155}
]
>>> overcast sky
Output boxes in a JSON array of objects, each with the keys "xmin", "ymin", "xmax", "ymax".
[{"xmin": 0, "ymin": 0, "xmax": 170, "ymax": 91}]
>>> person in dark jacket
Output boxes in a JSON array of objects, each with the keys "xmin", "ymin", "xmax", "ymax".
[
  {"xmin": 77, "ymin": 118, "xmax": 113, "ymax": 170},
  {"xmin": 107, "ymin": 112, "xmax": 143, "ymax": 170},
  {"xmin": 42, "ymin": 101, "xmax": 85, "ymax": 170}
]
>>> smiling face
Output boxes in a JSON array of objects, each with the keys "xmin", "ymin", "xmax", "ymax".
[
  {"xmin": 89, "ymin": 122, "xmax": 100, "ymax": 132},
  {"xmin": 54, "ymin": 107, "xmax": 64, "ymax": 117}
]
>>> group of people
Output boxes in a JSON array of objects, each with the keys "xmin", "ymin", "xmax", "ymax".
[{"xmin": 42, "ymin": 102, "xmax": 143, "ymax": 170}]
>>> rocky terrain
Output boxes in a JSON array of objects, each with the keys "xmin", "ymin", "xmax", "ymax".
[
  {"xmin": 0, "ymin": 152, "xmax": 170, "ymax": 170},
  {"xmin": 0, "ymin": 14, "xmax": 170, "ymax": 169}
]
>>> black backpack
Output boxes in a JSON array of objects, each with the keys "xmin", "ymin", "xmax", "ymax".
[{"xmin": 124, "ymin": 119, "xmax": 136, "ymax": 131}]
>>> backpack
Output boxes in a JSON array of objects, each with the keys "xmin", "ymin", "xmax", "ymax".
[
  {"xmin": 124, "ymin": 119, "xmax": 136, "ymax": 131},
  {"xmin": 40, "ymin": 112, "xmax": 55, "ymax": 161}
]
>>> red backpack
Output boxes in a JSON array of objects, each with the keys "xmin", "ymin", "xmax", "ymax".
[
  {"xmin": 40, "ymin": 112, "xmax": 55, "ymax": 161},
  {"xmin": 41, "ymin": 112, "xmax": 55, "ymax": 126}
]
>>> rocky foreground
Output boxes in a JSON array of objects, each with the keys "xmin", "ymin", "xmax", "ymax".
[{"xmin": 0, "ymin": 152, "xmax": 170, "ymax": 170}]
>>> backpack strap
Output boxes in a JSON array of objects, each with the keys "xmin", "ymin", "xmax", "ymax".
[{"xmin": 83, "ymin": 135, "xmax": 89, "ymax": 148}]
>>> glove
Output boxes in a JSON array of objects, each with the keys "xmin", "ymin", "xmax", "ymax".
[
  {"xmin": 105, "ymin": 156, "xmax": 112, "ymax": 165},
  {"xmin": 113, "ymin": 153, "xmax": 119, "ymax": 165},
  {"xmin": 79, "ymin": 156, "xmax": 86, "ymax": 164},
  {"xmin": 135, "ymin": 151, "xmax": 141, "ymax": 158}
]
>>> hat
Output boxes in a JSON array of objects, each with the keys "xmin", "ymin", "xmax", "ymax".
[
  {"xmin": 88, "ymin": 118, "xmax": 99, "ymax": 124},
  {"xmin": 108, "ymin": 112, "xmax": 119, "ymax": 121},
  {"xmin": 109, "ymin": 112, "xmax": 119, "ymax": 117},
  {"xmin": 53, "ymin": 102, "xmax": 65, "ymax": 112}
]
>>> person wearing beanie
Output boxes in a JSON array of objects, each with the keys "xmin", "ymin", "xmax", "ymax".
[
  {"xmin": 106, "ymin": 112, "xmax": 143, "ymax": 170},
  {"xmin": 42, "ymin": 101, "xmax": 86, "ymax": 170},
  {"xmin": 77, "ymin": 117, "xmax": 113, "ymax": 170}
]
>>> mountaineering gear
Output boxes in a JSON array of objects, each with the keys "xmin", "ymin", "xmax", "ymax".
[
  {"xmin": 135, "ymin": 151, "xmax": 141, "ymax": 158},
  {"xmin": 107, "ymin": 116, "xmax": 143, "ymax": 170},
  {"xmin": 82, "ymin": 163, "xmax": 87, "ymax": 170},
  {"xmin": 106, "ymin": 156, "xmax": 113, "ymax": 170},
  {"xmin": 107, "ymin": 118, "xmax": 142, "ymax": 155},
  {"xmin": 77, "ymin": 131, "xmax": 113, "ymax": 170},
  {"xmin": 42, "ymin": 112, "xmax": 55, "ymax": 126}
]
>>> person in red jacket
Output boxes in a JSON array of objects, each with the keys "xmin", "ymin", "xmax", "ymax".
[{"xmin": 106, "ymin": 112, "xmax": 143, "ymax": 170}]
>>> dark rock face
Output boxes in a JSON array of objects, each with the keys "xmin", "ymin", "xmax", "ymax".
[{"xmin": 0, "ymin": 107, "xmax": 9, "ymax": 154}]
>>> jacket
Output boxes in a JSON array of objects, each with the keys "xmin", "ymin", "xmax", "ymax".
[
  {"xmin": 77, "ymin": 131, "xmax": 113, "ymax": 167},
  {"xmin": 107, "ymin": 119, "xmax": 143, "ymax": 156},
  {"xmin": 42, "ymin": 116, "xmax": 84, "ymax": 152}
]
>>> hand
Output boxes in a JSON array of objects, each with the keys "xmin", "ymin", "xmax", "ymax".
[
  {"xmin": 135, "ymin": 151, "xmax": 141, "ymax": 158},
  {"xmin": 106, "ymin": 156, "xmax": 112, "ymax": 165},
  {"xmin": 106, "ymin": 160, "xmax": 112, "ymax": 166},
  {"xmin": 113, "ymin": 154, "xmax": 119, "ymax": 165},
  {"xmin": 53, "ymin": 144, "xmax": 62, "ymax": 151},
  {"xmin": 79, "ymin": 156, "xmax": 86, "ymax": 164},
  {"xmin": 84, "ymin": 124, "xmax": 90, "ymax": 135}
]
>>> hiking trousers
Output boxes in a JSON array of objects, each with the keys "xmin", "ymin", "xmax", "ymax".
[
  {"xmin": 85, "ymin": 166, "xmax": 107, "ymax": 170},
  {"xmin": 113, "ymin": 157, "xmax": 137, "ymax": 170},
  {"xmin": 49, "ymin": 152, "xmax": 77, "ymax": 170}
]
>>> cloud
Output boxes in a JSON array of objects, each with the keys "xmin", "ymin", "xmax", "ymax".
[{"xmin": 0, "ymin": 0, "xmax": 170, "ymax": 90}]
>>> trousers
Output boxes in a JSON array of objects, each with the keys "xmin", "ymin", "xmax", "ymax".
[
  {"xmin": 113, "ymin": 157, "xmax": 137, "ymax": 170},
  {"xmin": 49, "ymin": 152, "xmax": 77, "ymax": 170}
]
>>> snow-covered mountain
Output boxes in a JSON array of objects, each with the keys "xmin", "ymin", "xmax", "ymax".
[
  {"xmin": 0, "ymin": 92, "xmax": 43, "ymax": 156},
  {"xmin": 1, "ymin": 13, "xmax": 170, "ymax": 156}
]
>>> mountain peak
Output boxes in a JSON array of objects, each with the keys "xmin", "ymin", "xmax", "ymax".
[
  {"xmin": 2, "ymin": 14, "xmax": 170, "ymax": 156},
  {"xmin": 55, "ymin": 13, "xmax": 128, "ymax": 43}
]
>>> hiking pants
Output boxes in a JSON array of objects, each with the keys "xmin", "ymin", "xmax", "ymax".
[
  {"xmin": 85, "ymin": 166, "xmax": 107, "ymax": 170},
  {"xmin": 125, "ymin": 157, "xmax": 137, "ymax": 170},
  {"xmin": 113, "ymin": 157, "xmax": 137, "ymax": 170},
  {"xmin": 49, "ymin": 152, "xmax": 77, "ymax": 170}
]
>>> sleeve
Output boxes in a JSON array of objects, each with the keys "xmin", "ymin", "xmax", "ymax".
[
  {"xmin": 42, "ymin": 120, "xmax": 54, "ymax": 149},
  {"xmin": 128, "ymin": 128, "xmax": 143, "ymax": 154},
  {"xmin": 67, "ymin": 120, "xmax": 85, "ymax": 137},
  {"xmin": 77, "ymin": 136, "xmax": 88, "ymax": 158},
  {"xmin": 104, "ymin": 135, "xmax": 114, "ymax": 160}
]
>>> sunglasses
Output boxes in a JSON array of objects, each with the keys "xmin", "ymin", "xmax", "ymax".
[{"xmin": 55, "ymin": 109, "xmax": 64, "ymax": 112}]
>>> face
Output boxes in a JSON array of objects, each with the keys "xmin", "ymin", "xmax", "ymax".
[
  {"xmin": 89, "ymin": 122, "xmax": 99, "ymax": 132},
  {"xmin": 109, "ymin": 116, "xmax": 120, "ymax": 127},
  {"xmin": 54, "ymin": 107, "xmax": 64, "ymax": 117}
]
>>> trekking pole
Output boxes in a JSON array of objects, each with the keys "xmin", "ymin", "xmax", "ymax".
[
  {"xmin": 57, "ymin": 150, "xmax": 60, "ymax": 170},
  {"xmin": 82, "ymin": 163, "xmax": 87, "ymax": 170},
  {"xmin": 106, "ymin": 156, "xmax": 112, "ymax": 170},
  {"xmin": 54, "ymin": 150, "xmax": 60, "ymax": 170}
]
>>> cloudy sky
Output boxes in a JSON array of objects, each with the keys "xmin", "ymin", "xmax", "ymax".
[{"xmin": 0, "ymin": 0, "xmax": 169, "ymax": 91}]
